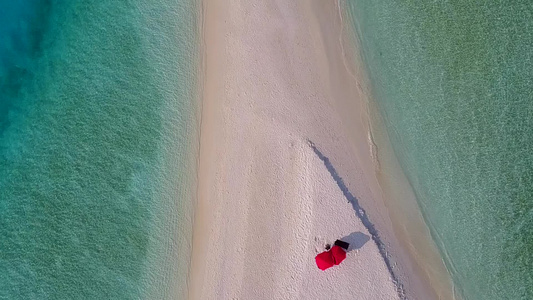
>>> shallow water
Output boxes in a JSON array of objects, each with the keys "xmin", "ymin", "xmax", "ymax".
[
  {"xmin": 345, "ymin": 1, "xmax": 532, "ymax": 299},
  {"xmin": 0, "ymin": 1, "xmax": 198, "ymax": 299}
]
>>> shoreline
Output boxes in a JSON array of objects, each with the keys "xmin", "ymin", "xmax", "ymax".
[
  {"xmin": 188, "ymin": 1, "xmax": 445, "ymax": 299},
  {"xmin": 187, "ymin": 0, "xmax": 224, "ymax": 298},
  {"xmin": 306, "ymin": 2, "xmax": 444, "ymax": 299},
  {"xmin": 338, "ymin": 3, "xmax": 458, "ymax": 300}
]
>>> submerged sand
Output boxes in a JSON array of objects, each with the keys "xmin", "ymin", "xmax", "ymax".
[{"xmin": 188, "ymin": 1, "xmax": 446, "ymax": 299}]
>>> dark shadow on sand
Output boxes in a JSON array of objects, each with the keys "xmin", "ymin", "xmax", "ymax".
[
  {"xmin": 341, "ymin": 232, "xmax": 370, "ymax": 252},
  {"xmin": 308, "ymin": 140, "xmax": 405, "ymax": 299}
]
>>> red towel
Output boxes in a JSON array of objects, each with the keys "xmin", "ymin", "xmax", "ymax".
[{"xmin": 315, "ymin": 245, "xmax": 347, "ymax": 270}]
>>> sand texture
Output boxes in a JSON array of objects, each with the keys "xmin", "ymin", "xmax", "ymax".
[{"xmin": 188, "ymin": 1, "xmax": 437, "ymax": 299}]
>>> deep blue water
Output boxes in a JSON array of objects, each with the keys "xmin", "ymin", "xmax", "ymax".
[{"xmin": 0, "ymin": 1, "xmax": 50, "ymax": 135}]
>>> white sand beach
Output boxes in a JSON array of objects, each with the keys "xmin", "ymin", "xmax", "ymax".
[{"xmin": 188, "ymin": 1, "xmax": 442, "ymax": 299}]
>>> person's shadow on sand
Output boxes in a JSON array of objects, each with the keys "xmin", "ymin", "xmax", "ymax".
[{"xmin": 341, "ymin": 232, "xmax": 370, "ymax": 252}]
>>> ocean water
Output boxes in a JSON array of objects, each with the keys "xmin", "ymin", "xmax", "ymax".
[
  {"xmin": 0, "ymin": 1, "xmax": 198, "ymax": 299},
  {"xmin": 345, "ymin": 1, "xmax": 532, "ymax": 300}
]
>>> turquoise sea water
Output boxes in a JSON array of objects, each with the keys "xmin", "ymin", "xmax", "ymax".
[
  {"xmin": 346, "ymin": 1, "xmax": 532, "ymax": 300},
  {"xmin": 0, "ymin": 1, "xmax": 198, "ymax": 299}
]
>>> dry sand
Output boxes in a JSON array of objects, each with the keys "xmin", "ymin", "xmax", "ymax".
[{"xmin": 188, "ymin": 0, "xmax": 441, "ymax": 299}]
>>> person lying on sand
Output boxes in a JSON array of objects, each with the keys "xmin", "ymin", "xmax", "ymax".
[{"xmin": 315, "ymin": 239, "xmax": 350, "ymax": 271}]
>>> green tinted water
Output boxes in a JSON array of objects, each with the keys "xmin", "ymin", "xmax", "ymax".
[
  {"xmin": 0, "ymin": 1, "xmax": 198, "ymax": 299},
  {"xmin": 345, "ymin": 1, "xmax": 532, "ymax": 299}
]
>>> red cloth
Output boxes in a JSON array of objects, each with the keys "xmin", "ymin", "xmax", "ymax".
[
  {"xmin": 315, "ymin": 250, "xmax": 335, "ymax": 270},
  {"xmin": 315, "ymin": 245, "xmax": 347, "ymax": 270},
  {"xmin": 330, "ymin": 245, "xmax": 346, "ymax": 264}
]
